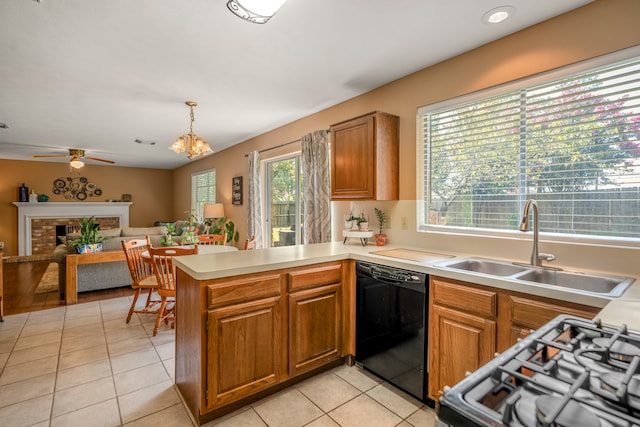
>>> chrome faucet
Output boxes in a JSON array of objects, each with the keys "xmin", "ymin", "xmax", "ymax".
[{"xmin": 519, "ymin": 199, "xmax": 555, "ymax": 267}]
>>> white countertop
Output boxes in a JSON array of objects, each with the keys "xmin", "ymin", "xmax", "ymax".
[{"xmin": 173, "ymin": 241, "xmax": 640, "ymax": 332}]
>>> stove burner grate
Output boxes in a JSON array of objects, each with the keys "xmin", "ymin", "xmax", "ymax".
[
  {"xmin": 438, "ymin": 316, "xmax": 640, "ymax": 427},
  {"xmin": 535, "ymin": 396, "xmax": 600, "ymax": 427}
]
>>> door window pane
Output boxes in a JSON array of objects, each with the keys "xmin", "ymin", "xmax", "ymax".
[{"xmin": 265, "ymin": 156, "xmax": 302, "ymax": 247}]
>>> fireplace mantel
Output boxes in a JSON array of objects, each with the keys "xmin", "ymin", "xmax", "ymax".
[{"xmin": 13, "ymin": 202, "xmax": 132, "ymax": 256}]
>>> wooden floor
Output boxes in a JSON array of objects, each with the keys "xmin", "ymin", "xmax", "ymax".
[{"xmin": 3, "ymin": 260, "xmax": 135, "ymax": 316}]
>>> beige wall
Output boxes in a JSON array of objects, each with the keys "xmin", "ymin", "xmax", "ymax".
[
  {"xmin": 0, "ymin": 159, "xmax": 173, "ymax": 255},
  {"xmin": 173, "ymin": 0, "xmax": 640, "ymax": 273}
]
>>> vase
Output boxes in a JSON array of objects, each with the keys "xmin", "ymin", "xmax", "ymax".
[
  {"xmin": 75, "ymin": 242, "xmax": 103, "ymax": 254},
  {"xmin": 374, "ymin": 234, "xmax": 387, "ymax": 246},
  {"xmin": 359, "ymin": 222, "xmax": 369, "ymax": 231}
]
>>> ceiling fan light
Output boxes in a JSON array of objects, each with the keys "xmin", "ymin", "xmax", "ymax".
[
  {"xmin": 70, "ymin": 158, "xmax": 85, "ymax": 169},
  {"xmin": 227, "ymin": 0, "xmax": 287, "ymax": 24}
]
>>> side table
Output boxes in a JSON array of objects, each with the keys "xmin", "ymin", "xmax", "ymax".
[{"xmin": 342, "ymin": 230, "xmax": 373, "ymax": 246}]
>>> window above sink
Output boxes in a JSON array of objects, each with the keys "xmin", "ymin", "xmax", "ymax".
[{"xmin": 417, "ymin": 47, "xmax": 640, "ymax": 249}]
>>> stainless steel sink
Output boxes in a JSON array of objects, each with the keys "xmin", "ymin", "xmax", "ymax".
[
  {"xmin": 435, "ymin": 257, "xmax": 635, "ymax": 297},
  {"xmin": 514, "ymin": 269, "xmax": 633, "ymax": 296},
  {"xmin": 441, "ymin": 258, "xmax": 529, "ymax": 276}
]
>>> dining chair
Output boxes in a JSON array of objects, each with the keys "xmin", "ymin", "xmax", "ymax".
[
  {"xmin": 122, "ymin": 238, "xmax": 159, "ymax": 323},
  {"xmin": 244, "ymin": 235, "xmax": 256, "ymax": 250},
  {"xmin": 148, "ymin": 245, "xmax": 198, "ymax": 336},
  {"xmin": 197, "ymin": 233, "xmax": 225, "ymax": 245}
]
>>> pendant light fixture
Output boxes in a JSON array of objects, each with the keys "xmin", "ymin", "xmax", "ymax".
[
  {"xmin": 226, "ymin": 0, "xmax": 287, "ymax": 24},
  {"xmin": 169, "ymin": 101, "xmax": 212, "ymax": 160}
]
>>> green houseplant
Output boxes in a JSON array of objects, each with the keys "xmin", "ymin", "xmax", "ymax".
[
  {"xmin": 160, "ymin": 223, "xmax": 177, "ymax": 246},
  {"xmin": 374, "ymin": 208, "xmax": 387, "ymax": 246},
  {"xmin": 207, "ymin": 217, "xmax": 240, "ymax": 245},
  {"xmin": 72, "ymin": 216, "xmax": 105, "ymax": 254}
]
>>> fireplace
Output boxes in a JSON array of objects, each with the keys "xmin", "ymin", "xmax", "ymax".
[{"xmin": 13, "ymin": 202, "xmax": 132, "ymax": 256}]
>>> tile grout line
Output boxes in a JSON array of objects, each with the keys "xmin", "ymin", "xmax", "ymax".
[
  {"xmin": 49, "ymin": 305, "xmax": 67, "ymax": 425},
  {"xmin": 99, "ymin": 298, "xmax": 125, "ymax": 427}
]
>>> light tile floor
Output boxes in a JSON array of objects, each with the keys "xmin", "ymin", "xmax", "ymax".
[{"xmin": 0, "ymin": 296, "xmax": 436, "ymax": 427}]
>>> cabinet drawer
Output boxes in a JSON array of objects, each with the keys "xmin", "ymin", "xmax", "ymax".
[
  {"xmin": 431, "ymin": 277, "xmax": 497, "ymax": 318},
  {"xmin": 207, "ymin": 274, "xmax": 281, "ymax": 309},
  {"xmin": 509, "ymin": 296, "xmax": 598, "ymax": 330},
  {"xmin": 288, "ymin": 263, "xmax": 342, "ymax": 292}
]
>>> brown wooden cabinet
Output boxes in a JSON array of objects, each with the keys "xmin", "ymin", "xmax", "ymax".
[
  {"xmin": 330, "ymin": 111, "xmax": 399, "ymax": 200},
  {"xmin": 288, "ymin": 263, "xmax": 343, "ymax": 376},
  {"xmin": 428, "ymin": 277, "xmax": 497, "ymax": 400},
  {"xmin": 207, "ymin": 296, "xmax": 283, "ymax": 409},
  {"xmin": 503, "ymin": 294, "xmax": 599, "ymax": 348},
  {"xmin": 176, "ymin": 261, "xmax": 346, "ymax": 424},
  {"xmin": 428, "ymin": 276, "xmax": 600, "ymax": 400}
]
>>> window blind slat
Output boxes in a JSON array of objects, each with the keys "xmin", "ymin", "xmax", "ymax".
[{"xmin": 422, "ymin": 56, "xmax": 640, "ymax": 238}]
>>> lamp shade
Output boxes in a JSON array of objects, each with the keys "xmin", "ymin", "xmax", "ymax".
[
  {"xmin": 70, "ymin": 158, "xmax": 85, "ymax": 169},
  {"xmin": 203, "ymin": 203, "xmax": 224, "ymax": 219}
]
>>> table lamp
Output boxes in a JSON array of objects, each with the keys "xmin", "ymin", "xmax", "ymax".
[{"xmin": 203, "ymin": 203, "xmax": 225, "ymax": 233}]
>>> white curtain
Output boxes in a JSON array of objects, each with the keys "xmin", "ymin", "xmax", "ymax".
[
  {"xmin": 247, "ymin": 151, "xmax": 263, "ymax": 249},
  {"xmin": 301, "ymin": 130, "xmax": 331, "ymax": 244}
]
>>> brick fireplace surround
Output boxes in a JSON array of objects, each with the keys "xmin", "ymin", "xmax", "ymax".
[{"xmin": 12, "ymin": 202, "xmax": 132, "ymax": 257}]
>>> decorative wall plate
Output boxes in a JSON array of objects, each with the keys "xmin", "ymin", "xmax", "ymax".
[{"xmin": 52, "ymin": 177, "xmax": 102, "ymax": 200}]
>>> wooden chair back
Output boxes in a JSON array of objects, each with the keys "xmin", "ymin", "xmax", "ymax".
[
  {"xmin": 148, "ymin": 246, "xmax": 198, "ymax": 295},
  {"xmin": 121, "ymin": 238, "xmax": 154, "ymax": 285},
  {"xmin": 244, "ymin": 235, "xmax": 256, "ymax": 250},
  {"xmin": 197, "ymin": 234, "xmax": 225, "ymax": 245}
]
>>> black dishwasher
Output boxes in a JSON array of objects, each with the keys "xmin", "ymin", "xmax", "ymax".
[{"xmin": 355, "ymin": 261, "xmax": 430, "ymax": 403}]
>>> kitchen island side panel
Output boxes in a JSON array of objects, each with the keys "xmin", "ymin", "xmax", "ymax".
[{"xmin": 176, "ymin": 268, "xmax": 205, "ymax": 421}]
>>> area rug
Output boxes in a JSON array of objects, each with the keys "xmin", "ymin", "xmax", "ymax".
[{"xmin": 34, "ymin": 262, "xmax": 59, "ymax": 294}]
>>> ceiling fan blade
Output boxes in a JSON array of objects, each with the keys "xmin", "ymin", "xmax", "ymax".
[
  {"xmin": 86, "ymin": 156, "xmax": 115, "ymax": 164},
  {"xmin": 32, "ymin": 154, "xmax": 69, "ymax": 158}
]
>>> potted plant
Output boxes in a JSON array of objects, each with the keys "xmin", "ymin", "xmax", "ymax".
[
  {"xmin": 357, "ymin": 216, "xmax": 369, "ymax": 231},
  {"xmin": 344, "ymin": 209, "xmax": 358, "ymax": 230},
  {"xmin": 72, "ymin": 216, "xmax": 104, "ymax": 254},
  {"xmin": 374, "ymin": 208, "xmax": 387, "ymax": 246},
  {"xmin": 161, "ymin": 223, "xmax": 177, "ymax": 246},
  {"xmin": 180, "ymin": 210, "xmax": 202, "ymax": 245},
  {"xmin": 208, "ymin": 217, "xmax": 240, "ymax": 245}
]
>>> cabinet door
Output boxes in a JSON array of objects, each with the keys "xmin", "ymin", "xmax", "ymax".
[
  {"xmin": 331, "ymin": 115, "xmax": 375, "ymax": 199},
  {"xmin": 289, "ymin": 283, "xmax": 342, "ymax": 376},
  {"xmin": 428, "ymin": 305, "xmax": 496, "ymax": 400},
  {"xmin": 206, "ymin": 296, "xmax": 282, "ymax": 409}
]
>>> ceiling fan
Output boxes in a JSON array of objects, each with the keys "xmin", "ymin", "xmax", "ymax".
[{"xmin": 32, "ymin": 148, "xmax": 115, "ymax": 169}]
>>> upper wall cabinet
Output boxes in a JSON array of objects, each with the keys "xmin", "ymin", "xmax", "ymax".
[{"xmin": 330, "ymin": 111, "xmax": 399, "ymax": 200}]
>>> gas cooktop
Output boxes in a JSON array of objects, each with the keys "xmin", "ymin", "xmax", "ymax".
[{"xmin": 437, "ymin": 315, "xmax": 640, "ymax": 427}]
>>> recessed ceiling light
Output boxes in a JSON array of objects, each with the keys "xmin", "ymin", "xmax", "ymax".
[{"xmin": 481, "ymin": 6, "xmax": 515, "ymax": 24}]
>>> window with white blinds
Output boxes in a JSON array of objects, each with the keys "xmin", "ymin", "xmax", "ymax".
[
  {"xmin": 191, "ymin": 169, "xmax": 216, "ymax": 219},
  {"xmin": 420, "ymin": 56, "xmax": 640, "ymax": 240}
]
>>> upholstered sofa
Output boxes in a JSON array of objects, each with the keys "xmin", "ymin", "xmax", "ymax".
[{"xmin": 52, "ymin": 226, "xmax": 169, "ymax": 298}]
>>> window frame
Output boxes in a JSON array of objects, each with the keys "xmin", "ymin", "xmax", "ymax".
[
  {"xmin": 417, "ymin": 45, "xmax": 640, "ymax": 248},
  {"xmin": 191, "ymin": 169, "xmax": 216, "ymax": 219}
]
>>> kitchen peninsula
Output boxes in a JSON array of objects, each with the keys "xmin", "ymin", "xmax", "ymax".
[{"xmin": 172, "ymin": 242, "xmax": 640, "ymax": 424}]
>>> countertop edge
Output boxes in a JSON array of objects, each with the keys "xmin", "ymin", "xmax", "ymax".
[{"xmin": 172, "ymin": 241, "xmax": 640, "ymax": 330}]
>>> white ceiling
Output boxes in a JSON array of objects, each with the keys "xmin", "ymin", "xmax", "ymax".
[{"xmin": 0, "ymin": 0, "xmax": 592, "ymax": 170}]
